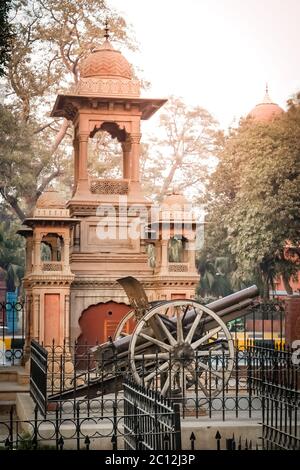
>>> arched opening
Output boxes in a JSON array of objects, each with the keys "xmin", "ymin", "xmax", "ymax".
[
  {"xmin": 77, "ymin": 301, "xmax": 131, "ymax": 344},
  {"xmin": 76, "ymin": 301, "xmax": 132, "ymax": 369},
  {"xmin": 168, "ymin": 235, "xmax": 188, "ymax": 263},
  {"xmin": 40, "ymin": 234, "xmax": 63, "ymax": 273},
  {"xmin": 88, "ymin": 123, "xmax": 126, "ymax": 180}
]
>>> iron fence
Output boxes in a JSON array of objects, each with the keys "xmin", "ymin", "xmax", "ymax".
[
  {"xmin": 123, "ymin": 379, "xmax": 181, "ymax": 450},
  {"xmin": 0, "ymin": 301, "xmax": 25, "ymax": 366},
  {"xmin": 0, "ymin": 381, "xmax": 181, "ymax": 451},
  {"xmin": 248, "ymin": 343, "xmax": 300, "ymax": 450},
  {"xmin": 36, "ymin": 340, "xmax": 263, "ymax": 422},
  {"xmin": 30, "ymin": 340, "xmax": 48, "ymax": 416}
]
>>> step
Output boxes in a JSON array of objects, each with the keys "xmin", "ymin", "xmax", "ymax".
[
  {"xmin": 0, "ymin": 381, "xmax": 29, "ymax": 402},
  {"xmin": 0, "ymin": 366, "xmax": 29, "ymax": 385}
]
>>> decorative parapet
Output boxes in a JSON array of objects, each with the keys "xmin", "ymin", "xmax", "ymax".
[
  {"xmin": 71, "ymin": 78, "xmax": 140, "ymax": 98},
  {"xmin": 33, "ymin": 208, "xmax": 70, "ymax": 218},
  {"xmin": 168, "ymin": 263, "xmax": 188, "ymax": 272},
  {"xmin": 42, "ymin": 262, "xmax": 63, "ymax": 272},
  {"xmin": 90, "ymin": 179, "xmax": 129, "ymax": 195}
]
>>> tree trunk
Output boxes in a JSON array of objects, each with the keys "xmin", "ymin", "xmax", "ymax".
[
  {"xmin": 282, "ymin": 272, "xmax": 293, "ymax": 295},
  {"xmin": 51, "ymin": 118, "xmax": 71, "ymax": 154}
]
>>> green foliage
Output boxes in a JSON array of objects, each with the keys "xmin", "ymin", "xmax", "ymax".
[
  {"xmin": 0, "ymin": 0, "xmax": 137, "ymax": 219},
  {"xmin": 0, "ymin": 0, "xmax": 13, "ymax": 76},
  {"xmin": 204, "ymin": 105, "xmax": 300, "ymax": 298},
  {"xmin": 0, "ymin": 216, "xmax": 25, "ymax": 290}
]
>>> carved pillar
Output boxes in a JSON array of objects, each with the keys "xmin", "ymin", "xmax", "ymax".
[
  {"xmin": 130, "ymin": 133, "xmax": 142, "ymax": 191},
  {"xmin": 187, "ymin": 240, "xmax": 197, "ymax": 272},
  {"xmin": 63, "ymin": 236, "xmax": 70, "ymax": 272},
  {"xmin": 76, "ymin": 133, "xmax": 89, "ymax": 194},
  {"xmin": 25, "ymin": 236, "xmax": 33, "ymax": 274},
  {"xmin": 33, "ymin": 235, "xmax": 42, "ymax": 272},
  {"xmin": 160, "ymin": 240, "xmax": 169, "ymax": 274},
  {"xmin": 73, "ymin": 136, "xmax": 79, "ymax": 195},
  {"xmin": 121, "ymin": 139, "xmax": 131, "ymax": 179}
]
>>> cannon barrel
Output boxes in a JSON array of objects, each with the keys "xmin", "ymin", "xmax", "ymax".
[{"xmin": 94, "ymin": 285, "xmax": 259, "ymax": 358}]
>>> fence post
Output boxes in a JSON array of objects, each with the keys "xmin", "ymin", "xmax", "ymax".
[
  {"xmin": 32, "ymin": 405, "xmax": 38, "ymax": 450},
  {"xmin": 9, "ymin": 405, "xmax": 13, "ymax": 448},
  {"xmin": 58, "ymin": 436, "xmax": 64, "ymax": 450},
  {"xmin": 84, "ymin": 435, "xmax": 90, "ymax": 450},
  {"xmin": 111, "ymin": 402, "xmax": 118, "ymax": 451},
  {"xmin": 163, "ymin": 434, "xmax": 170, "ymax": 451},
  {"xmin": 190, "ymin": 432, "xmax": 196, "ymax": 451},
  {"xmin": 215, "ymin": 430, "xmax": 221, "ymax": 450},
  {"xmin": 173, "ymin": 403, "xmax": 182, "ymax": 450},
  {"xmin": 76, "ymin": 402, "xmax": 80, "ymax": 450}
]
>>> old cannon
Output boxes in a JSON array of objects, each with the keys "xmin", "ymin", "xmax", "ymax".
[
  {"xmin": 49, "ymin": 277, "xmax": 259, "ymax": 400},
  {"xmin": 91, "ymin": 277, "xmax": 259, "ymax": 397}
]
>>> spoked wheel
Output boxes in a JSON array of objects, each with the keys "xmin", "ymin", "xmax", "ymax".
[
  {"xmin": 113, "ymin": 310, "xmax": 136, "ymax": 340},
  {"xmin": 129, "ymin": 300, "xmax": 234, "ymax": 397}
]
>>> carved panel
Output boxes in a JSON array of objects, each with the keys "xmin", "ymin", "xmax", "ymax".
[
  {"xmin": 42, "ymin": 262, "xmax": 63, "ymax": 272},
  {"xmin": 168, "ymin": 263, "xmax": 188, "ymax": 272},
  {"xmin": 73, "ymin": 78, "xmax": 140, "ymax": 98},
  {"xmin": 90, "ymin": 179, "xmax": 128, "ymax": 194}
]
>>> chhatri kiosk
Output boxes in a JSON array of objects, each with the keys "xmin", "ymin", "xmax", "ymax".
[{"xmin": 20, "ymin": 30, "xmax": 199, "ymax": 351}]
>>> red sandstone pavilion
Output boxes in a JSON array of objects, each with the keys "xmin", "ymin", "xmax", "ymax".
[{"xmin": 18, "ymin": 31, "xmax": 199, "ymax": 352}]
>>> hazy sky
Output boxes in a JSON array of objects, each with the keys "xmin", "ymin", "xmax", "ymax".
[{"xmin": 109, "ymin": 0, "xmax": 300, "ymax": 130}]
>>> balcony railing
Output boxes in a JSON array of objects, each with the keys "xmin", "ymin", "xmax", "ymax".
[
  {"xmin": 168, "ymin": 263, "xmax": 188, "ymax": 272},
  {"xmin": 42, "ymin": 262, "xmax": 62, "ymax": 272}
]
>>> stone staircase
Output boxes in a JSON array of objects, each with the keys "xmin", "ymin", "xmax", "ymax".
[{"xmin": 0, "ymin": 366, "xmax": 30, "ymax": 407}]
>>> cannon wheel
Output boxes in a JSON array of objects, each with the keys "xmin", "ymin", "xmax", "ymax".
[
  {"xmin": 113, "ymin": 310, "xmax": 135, "ymax": 340},
  {"xmin": 129, "ymin": 300, "xmax": 234, "ymax": 397}
]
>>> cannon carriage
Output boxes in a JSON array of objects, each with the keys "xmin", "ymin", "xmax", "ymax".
[{"xmin": 49, "ymin": 277, "xmax": 259, "ymax": 401}]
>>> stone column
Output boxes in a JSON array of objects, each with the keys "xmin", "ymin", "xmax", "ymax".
[
  {"xmin": 159, "ymin": 240, "xmax": 169, "ymax": 274},
  {"xmin": 130, "ymin": 133, "xmax": 142, "ymax": 192},
  {"xmin": 73, "ymin": 136, "xmax": 79, "ymax": 195},
  {"xmin": 76, "ymin": 133, "xmax": 89, "ymax": 194},
  {"xmin": 63, "ymin": 236, "xmax": 70, "ymax": 272},
  {"xmin": 25, "ymin": 236, "xmax": 33, "ymax": 274},
  {"xmin": 187, "ymin": 240, "xmax": 197, "ymax": 273},
  {"xmin": 285, "ymin": 295, "xmax": 300, "ymax": 346},
  {"xmin": 121, "ymin": 139, "xmax": 131, "ymax": 179},
  {"xmin": 33, "ymin": 235, "xmax": 42, "ymax": 272}
]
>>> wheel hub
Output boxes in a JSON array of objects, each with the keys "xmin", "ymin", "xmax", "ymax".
[{"xmin": 172, "ymin": 342, "xmax": 195, "ymax": 366}]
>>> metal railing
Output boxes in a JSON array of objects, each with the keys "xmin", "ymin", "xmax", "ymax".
[
  {"xmin": 123, "ymin": 379, "xmax": 181, "ymax": 450},
  {"xmin": 30, "ymin": 340, "xmax": 48, "ymax": 416},
  {"xmin": 0, "ymin": 301, "xmax": 25, "ymax": 366},
  {"xmin": 248, "ymin": 343, "xmax": 300, "ymax": 450}
]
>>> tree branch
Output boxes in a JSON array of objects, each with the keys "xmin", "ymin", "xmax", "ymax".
[{"xmin": 36, "ymin": 169, "xmax": 62, "ymax": 197}]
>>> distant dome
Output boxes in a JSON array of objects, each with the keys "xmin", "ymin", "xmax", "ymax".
[
  {"xmin": 80, "ymin": 39, "xmax": 132, "ymax": 80},
  {"xmin": 248, "ymin": 86, "xmax": 284, "ymax": 122},
  {"xmin": 36, "ymin": 187, "xmax": 66, "ymax": 209}
]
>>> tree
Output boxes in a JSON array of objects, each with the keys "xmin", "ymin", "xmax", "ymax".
[
  {"xmin": 141, "ymin": 96, "xmax": 219, "ymax": 201},
  {"xmin": 1, "ymin": 0, "xmax": 137, "ymax": 219},
  {"xmin": 0, "ymin": 0, "xmax": 13, "ymax": 76},
  {"xmin": 204, "ymin": 105, "xmax": 300, "ymax": 298},
  {"xmin": 0, "ymin": 219, "xmax": 25, "ymax": 291}
]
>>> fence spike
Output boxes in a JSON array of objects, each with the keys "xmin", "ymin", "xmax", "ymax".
[
  {"xmin": 84, "ymin": 435, "xmax": 90, "ymax": 450},
  {"xmin": 58, "ymin": 436, "xmax": 64, "ymax": 450}
]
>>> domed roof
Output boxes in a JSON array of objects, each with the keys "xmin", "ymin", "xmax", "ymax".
[
  {"xmin": 36, "ymin": 187, "xmax": 66, "ymax": 209},
  {"xmin": 80, "ymin": 39, "xmax": 132, "ymax": 80},
  {"xmin": 248, "ymin": 86, "xmax": 284, "ymax": 122}
]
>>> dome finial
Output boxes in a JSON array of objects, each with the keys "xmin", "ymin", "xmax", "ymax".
[
  {"xmin": 262, "ymin": 82, "xmax": 272, "ymax": 104},
  {"xmin": 104, "ymin": 17, "xmax": 110, "ymax": 40}
]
